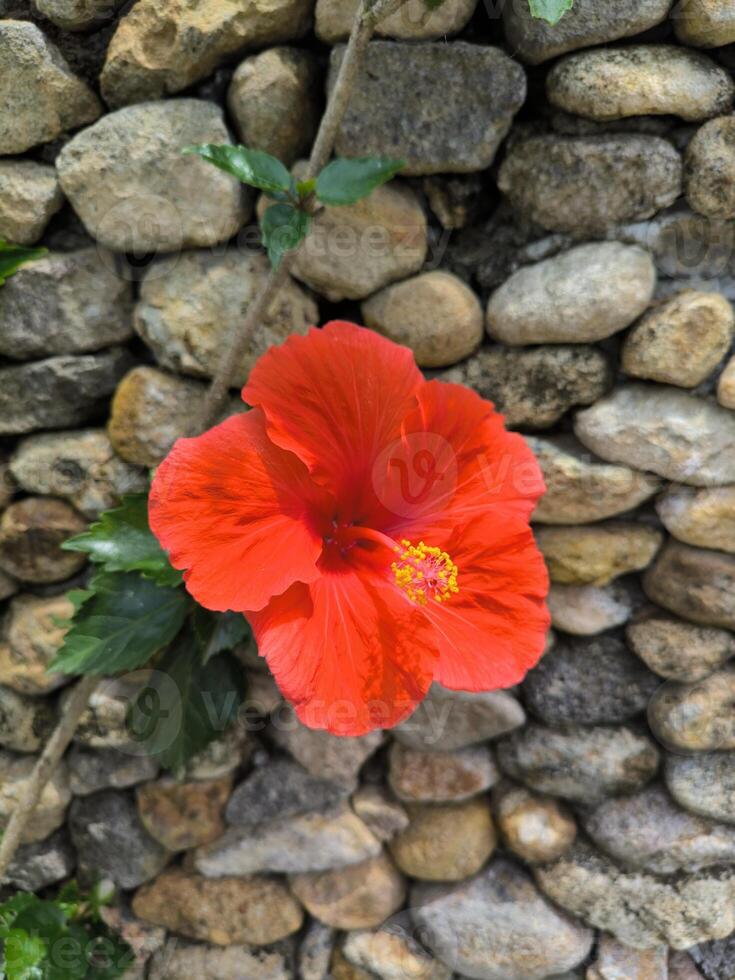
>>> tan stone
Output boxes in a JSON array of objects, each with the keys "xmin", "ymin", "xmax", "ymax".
[
  {"xmin": 228, "ymin": 48, "xmax": 319, "ymax": 167},
  {"xmin": 0, "ymin": 497, "xmax": 87, "ymax": 584},
  {"xmin": 132, "ymin": 868, "xmax": 303, "ymax": 946},
  {"xmin": 343, "ymin": 928, "xmax": 451, "ymax": 980},
  {"xmin": 657, "ymin": 483, "xmax": 735, "ymax": 552},
  {"xmin": 547, "ymin": 45, "xmax": 734, "ymax": 122},
  {"xmin": 388, "ymin": 742, "xmax": 498, "ymax": 803},
  {"xmin": 548, "ymin": 583, "xmax": 636, "ymax": 635},
  {"xmin": 674, "ymin": 0, "xmax": 735, "ymax": 47},
  {"xmin": 686, "ymin": 116, "xmax": 735, "ymax": 219},
  {"xmin": 316, "ymin": 0, "xmax": 476, "ymax": 42},
  {"xmin": 389, "ymin": 798, "xmax": 496, "ymax": 881},
  {"xmin": 536, "ymin": 522, "xmax": 663, "ymax": 586},
  {"xmin": 0, "ymin": 594, "xmax": 74, "ymax": 696},
  {"xmin": 587, "ymin": 935, "xmax": 668, "ymax": 980},
  {"xmin": 331, "ymin": 948, "xmax": 375, "ymax": 980},
  {"xmin": 0, "ymin": 573, "xmax": 17, "ymax": 603},
  {"xmin": 494, "ymin": 783, "xmax": 577, "ymax": 865},
  {"xmin": 627, "ymin": 610, "xmax": 735, "ymax": 682},
  {"xmin": 362, "ymin": 271, "xmax": 482, "ymax": 368},
  {"xmin": 101, "ymin": 0, "xmax": 314, "ymax": 107},
  {"xmin": 718, "ymin": 354, "xmax": 735, "ymax": 408},
  {"xmin": 33, "ymin": 0, "xmax": 127, "ymax": 30},
  {"xmin": 290, "ymin": 852, "xmax": 405, "ymax": 929},
  {"xmin": 107, "ymin": 367, "xmax": 243, "ymax": 468},
  {"xmin": 135, "ymin": 250, "xmax": 317, "ymax": 386},
  {"xmin": 0, "ymin": 161, "xmax": 63, "ymax": 245},
  {"xmin": 648, "ymin": 667, "xmax": 735, "ymax": 751},
  {"xmin": 0, "ymin": 751, "xmax": 71, "ymax": 844},
  {"xmin": 622, "ymin": 290, "xmax": 734, "ymax": 387},
  {"xmin": 258, "ymin": 179, "xmax": 427, "ymax": 302},
  {"xmin": 529, "ymin": 435, "xmax": 661, "ymax": 525},
  {"xmin": 351, "ymin": 785, "xmax": 409, "ymax": 842},
  {"xmin": 644, "ymin": 540, "xmax": 735, "ymax": 629},
  {"xmin": 137, "ymin": 776, "xmax": 232, "ymax": 852},
  {"xmin": 0, "ymin": 21, "xmax": 101, "ymax": 154}
]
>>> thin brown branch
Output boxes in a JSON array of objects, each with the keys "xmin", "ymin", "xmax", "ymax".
[{"xmin": 0, "ymin": 675, "xmax": 98, "ymax": 878}]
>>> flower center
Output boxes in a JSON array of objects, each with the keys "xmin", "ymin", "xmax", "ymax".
[{"xmin": 391, "ymin": 539, "xmax": 459, "ymax": 606}]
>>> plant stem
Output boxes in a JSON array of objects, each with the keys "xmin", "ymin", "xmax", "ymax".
[
  {"xmin": 0, "ymin": 675, "xmax": 98, "ymax": 878},
  {"xmin": 196, "ymin": 0, "xmax": 408, "ymax": 431},
  {"xmin": 0, "ymin": 0, "xmax": 409, "ymax": 878}
]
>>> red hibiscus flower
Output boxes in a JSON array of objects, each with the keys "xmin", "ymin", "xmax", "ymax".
[{"xmin": 149, "ymin": 321, "xmax": 550, "ymax": 736}]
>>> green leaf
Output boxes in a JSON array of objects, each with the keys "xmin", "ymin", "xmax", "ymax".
[
  {"xmin": 315, "ymin": 157, "xmax": 405, "ymax": 206},
  {"xmin": 0, "ymin": 241, "xmax": 46, "ymax": 286},
  {"xmin": 295, "ymin": 177, "xmax": 316, "ymax": 199},
  {"xmin": 261, "ymin": 203, "xmax": 310, "ymax": 268},
  {"xmin": 423, "ymin": 0, "xmax": 445, "ymax": 8},
  {"xmin": 2, "ymin": 930, "xmax": 46, "ymax": 980},
  {"xmin": 49, "ymin": 571, "xmax": 191, "ymax": 676},
  {"xmin": 62, "ymin": 493, "xmax": 181, "ymax": 588},
  {"xmin": 183, "ymin": 144, "xmax": 293, "ymax": 196},
  {"xmin": 192, "ymin": 608, "xmax": 249, "ymax": 664},
  {"xmin": 129, "ymin": 635, "xmax": 245, "ymax": 774},
  {"xmin": 528, "ymin": 0, "xmax": 573, "ymax": 24}
]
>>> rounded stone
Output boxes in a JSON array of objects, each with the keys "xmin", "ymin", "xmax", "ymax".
[
  {"xmin": 389, "ymin": 798, "xmax": 496, "ymax": 881},
  {"xmin": 227, "ymin": 48, "xmax": 319, "ymax": 167},
  {"xmin": 135, "ymin": 250, "xmax": 317, "ymax": 386},
  {"xmin": 665, "ymin": 751, "xmax": 735, "ymax": 824},
  {"xmin": 502, "ymin": 0, "xmax": 672, "ymax": 65},
  {"xmin": 388, "ymin": 743, "xmax": 499, "ymax": 803},
  {"xmin": 132, "ymin": 868, "xmax": 303, "ymax": 946},
  {"xmin": 627, "ymin": 609, "xmax": 735, "ymax": 682},
  {"xmin": 0, "ymin": 593, "xmax": 75, "ymax": 696},
  {"xmin": 529, "ymin": 435, "xmax": 661, "ymax": 524},
  {"xmin": 0, "ymin": 20, "xmax": 101, "ymax": 154},
  {"xmin": 648, "ymin": 667, "xmax": 735, "ymax": 751},
  {"xmin": 589, "ymin": 936, "xmax": 669, "ymax": 980},
  {"xmin": 0, "ymin": 248, "xmax": 133, "ymax": 361},
  {"xmin": 498, "ymin": 134, "xmax": 682, "ymax": 236},
  {"xmin": 0, "ymin": 497, "xmax": 87, "ymax": 584},
  {"xmin": 316, "ymin": 0, "xmax": 476, "ymax": 42},
  {"xmin": 137, "ymin": 776, "xmax": 232, "ymax": 852},
  {"xmin": 412, "ymin": 857, "xmax": 594, "ymax": 980},
  {"xmin": 644, "ymin": 541, "xmax": 735, "ymax": 629},
  {"xmin": 395, "ymin": 684, "xmax": 525, "ymax": 751},
  {"xmin": 32, "ymin": 0, "xmax": 126, "ymax": 30},
  {"xmin": 522, "ymin": 635, "xmax": 660, "ymax": 727},
  {"xmin": 575, "ymin": 384, "xmax": 735, "ymax": 486},
  {"xmin": 57, "ymin": 99, "xmax": 249, "ymax": 253},
  {"xmin": 497, "ymin": 723, "xmax": 660, "ymax": 805},
  {"xmin": 440, "ymin": 345, "xmax": 612, "ymax": 430},
  {"xmin": 656, "ymin": 483, "xmax": 735, "ymax": 552},
  {"xmin": 9, "ymin": 429, "xmax": 147, "ymax": 519},
  {"xmin": 362, "ymin": 271, "xmax": 483, "ymax": 368},
  {"xmin": 547, "ymin": 582, "xmax": 637, "ymax": 636},
  {"xmin": 0, "ymin": 684, "xmax": 56, "ymax": 753},
  {"xmin": 0, "ymin": 750, "xmax": 71, "ymax": 844},
  {"xmin": 486, "ymin": 242, "xmax": 656, "ymax": 346},
  {"xmin": 493, "ymin": 783, "xmax": 577, "ymax": 865},
  {"xmin": 67, "ymin": 745, "xmax": 158, "ymax": 797},
  {"xmin": 673, "ymin": 0, "xmax": 735, "ymax": 48},
  {"xmin": 686, "ymin": 116, "xmax": 735, "ymax": 219},
  {"xmin": 536, "ymin": 522, "xmax": 663, "ymax": 587},
  {"xmin": 0, "ymin": 160, "xmax": 63, "ymax": 245},
  {"xmin": 547, "ymin": 45, "xmax": 734, "ymax": 123},
  {"xmin": 289, "ymin": 852, "xmax": 406, "ymax": 930},
  {"xmin": 718, "ymin": 354, "xmax": 735, "ymax": 408},
  {"xmin": 342, "ymin": 926, "xmax": 451, "ymax": 980}
]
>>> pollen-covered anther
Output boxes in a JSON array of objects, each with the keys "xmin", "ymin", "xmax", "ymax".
[{"xmin": 391, "ymin": 539, "xmax": 459, "ymax": 606}]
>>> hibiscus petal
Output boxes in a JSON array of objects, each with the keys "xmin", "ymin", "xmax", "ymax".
[
  {"xmin": 149, "ymin": 410, "xmax": 330, "ymax": 613},
  {"xmin": 384, "ymin": 379, "xmax": 545, "ymax": 539},
  {"xmin": 420, "ymin": 516, "xmax": 550, "ymax": 691},
  {"xmin": 247, "ymin": 553, "xmax": 437, "ymax": 736},
  {"xmin": 242, "ymin": 321, "xmax": 424, "ymax": 520}
]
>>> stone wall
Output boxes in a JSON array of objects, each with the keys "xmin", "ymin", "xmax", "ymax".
[{"xmin": 2, "ymin": 0, "xmax": 735, "ymax": 977}]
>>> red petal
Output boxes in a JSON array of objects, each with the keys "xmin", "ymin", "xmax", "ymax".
[
  {"xmin": 383, "ymin": 380, "xmax": 545, "ymax": 539},
  {"xmin": 242, "ymin": 321, "xmax": 424, "ymax": 521},
  {"xmin": 422, "ymin": 516, "xmax": 550, "ymax": 691},
  {"xmin": 149, "ymin": 411, "xmax": 330, "ymax": 612},
  {"xmin": 247, "ymin": 553, "xmax": 437, "ymax": 736}
]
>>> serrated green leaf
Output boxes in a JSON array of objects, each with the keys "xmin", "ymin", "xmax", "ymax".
[
  {"xmin": 129, "ymin": 635, "xmax": 245, "ymax": 774},
  {"xmin": 192, "ymin": 608, "xmax": 249, "ymax": 664},
  {"xmin": 2, "ymin": 929, "xmax": 46, "ymax": 980},
  {"xmin": 0, "ymin": 241, "xmax": 46, "ymax": 287},
  {"xmin": 49, "ymin": 571, "xmax": 191, "ymax": 677},
  {"xmin": 183, "ymin": 144, "xmax": 293, "ymax": 196},
  {"xmin": 62, "ymin": 493, "xmax": 181, "ymax": 588},
  {"xmin": 528, "ymin": 0, "xmax": 573, "ymax": 24},
  {"xmin": 315, "ymin": 157, "xmax": 405, "ymax": 206},
  {"xmin": 261, "ymin": 203, "xmax": 310, "ymax": 268},
  {"xmin": 423, "ymin": 0, "xmax": 445, "ymax": 9}
]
